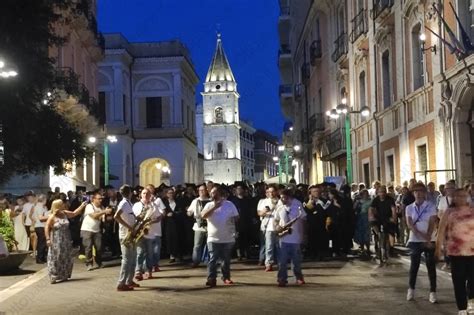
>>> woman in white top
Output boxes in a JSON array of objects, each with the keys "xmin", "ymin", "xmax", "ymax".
[{"xmin": 7, "ymin": 197, "xmax": 29, "ymax": 251}]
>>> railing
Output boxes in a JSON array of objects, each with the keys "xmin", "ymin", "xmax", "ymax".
[
  {"xmin": 331, "ymin": 32, "xmax": 348, "ymax": 62},
  {"xmin": 280, "ymin": 6, "xmax": 290, "ymax": 16},
  {"xmin": 301, "ymin": 63, "xmax": 310, "ymax": 85},
  {"xmin": 310, "ymin": 40, "xmax": 322, "ymax": 65},
  {"xmin": 350, "ymin": 9, "xmax": 368, "ymax": 43},
  {"xmin": 309, "ymin": 113, "xmax": 325, "ymax": 134},
  {"xmin": 372, "ymin": 0, "xmax": 394, "ymax": 20},
  {"xmin": 321, "ymin": 128, "xmax": 346, "ymax": 160},
  {"xmin": 279, "ymin": 84, "xmax": 293, "ymax": 96}
]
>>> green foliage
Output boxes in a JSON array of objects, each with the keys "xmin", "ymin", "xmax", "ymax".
[
  {"xmin": 0, "ymin": 0, "xmax": 96, "ymax": 184},
  {"xmin": 0, "ymin": 211, "xmax": 16, "ymax": 252}
]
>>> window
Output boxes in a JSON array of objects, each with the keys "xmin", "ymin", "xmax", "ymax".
[
  {"xmin": 363, "ymin": 163, "xmax": 370, "ymax": 187},
  {"xmin": 146, "ymin": 97, "xmax": 162, "ymax": 128},
  {"xmin": 123, "ymin": 94, "xmax": 127, "ymax": 124},
  {"xmin": 386, "ymin": 155, "xmax": 395, "ymax": 183},
  {"xmin": 214, "ymin": 107, "xmax": 223, "ymax": 123},
  {"xmin": 98, "ymin": 91, "xmax": 106, "ymax": 125},
  {"xmin": 382, "ymin": 51, "xmax": 391, "ymax": 109},
  {"xmin": 318, "ymin": 88, "xmax": 323, "ymax": 113},
  {"xmin": 417, "ymin": 144, "xmax": 428, "ymax": 172},
  {"xmin": 411, "ymin": 24, "xmax": 423, "ymax": 91},
  {"xmin": 359, "ymin": 71, "xmax": 366, "ymax": 121},
  {"xmin": 217, "ymin": 142, "xmax": 223, "ymax": 154}
]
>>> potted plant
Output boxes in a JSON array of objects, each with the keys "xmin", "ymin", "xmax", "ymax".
[{"xmin": 0, "ymin": 201, "xmax": 30, "ymax": 273}]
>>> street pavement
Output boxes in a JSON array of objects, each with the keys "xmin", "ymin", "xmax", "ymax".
[{"xmin": 0, "ymin": 255, "xmax": 460, "ymax": 314}]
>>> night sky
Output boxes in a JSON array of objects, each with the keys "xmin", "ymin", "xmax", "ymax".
[{"xmin": 98, "ymin": 0, "xmax": 284, "ymax": 137}]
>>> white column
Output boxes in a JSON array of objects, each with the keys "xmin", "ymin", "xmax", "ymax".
[
  {"xmin": 173, "ymin": 72, "xmax": 182, "ymax": 125},
  {"xmin": 113, "ymin": 65, "xmax": 124, "ymax": 122}
]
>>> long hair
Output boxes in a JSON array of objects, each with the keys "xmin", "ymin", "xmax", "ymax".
[{"xmin": 50, "ymin": 199, "xmax": 64, "ymax": 217}]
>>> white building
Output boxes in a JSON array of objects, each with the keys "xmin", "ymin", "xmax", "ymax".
[
  {"xmin": 202, "ymin": 34, "xmax": 242, "ymax": 184},
  {"xmin": 240, "ymin": 119, "xmax": 256, "ymax": 183},
  {"xmin": 98, "ymin": 33, "xmax": 200, "ymax": 188}
]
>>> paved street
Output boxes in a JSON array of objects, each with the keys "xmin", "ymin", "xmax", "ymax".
[{"xmin": 0, "ymin": 255, "xmax": 459, "ymax": 314}]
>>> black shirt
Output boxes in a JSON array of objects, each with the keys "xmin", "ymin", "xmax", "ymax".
[{"xmin": 371, "ymin": 196, "xmax": 395, "ymax": 223}]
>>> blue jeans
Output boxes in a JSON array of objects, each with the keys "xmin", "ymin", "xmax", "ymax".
[
  {"xmin": 278, "ymin": 242, "xmax": 303, "ymax": 283},
  {"xmin": 264, "ymin": 231, "xmax": 278, "ymax": 266},
  {"xmin": 136, "ymin": 237, "xmax": 157, "ymax": 273},
  {"xmin": 207, "ymin": 242, "xmax": 234, "ymax": 280},
  {"xmin": 259, "ymin": 231, "xmax": 265, "ymax": 262},
  {"xmin": 192, "ymin": 230, "xmax": 207, "ymax": 264},
  {"xmin": 152, "ymin": 236, "xmax": 161, "ymax": 267},
  {"xmin": 118, "ymin": 241, "xmax": 136, "ymax": 286}
]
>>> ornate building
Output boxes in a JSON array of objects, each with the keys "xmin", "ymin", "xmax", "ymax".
[{"xmin": 202, "ymin": 34, "xmax": 242, "ymax": 184}]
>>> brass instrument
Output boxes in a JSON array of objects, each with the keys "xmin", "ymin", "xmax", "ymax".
[
  {"xmin": 122, "ymin": 204, "xmax": 153, "ymax": 246},
  {"xmin": 276, "ymin": 207, "xmax": 302, "ymax": 237}
]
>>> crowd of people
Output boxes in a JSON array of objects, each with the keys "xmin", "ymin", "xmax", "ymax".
[{"xmin": 0, "ymin": 177, "xmax": 473, "ymax": 314}]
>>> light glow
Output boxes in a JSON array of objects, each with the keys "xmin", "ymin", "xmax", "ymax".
[
  {"xmin": 419, "ymin": 33, "xmax": 426, "ymax": 42},
  {"xmin": 293, "ymin": 145, "xmax": 301, "ymax": 152},
  {"xmin": 88, "ymin": 136, "xmax": 97, "ymax": 143}
]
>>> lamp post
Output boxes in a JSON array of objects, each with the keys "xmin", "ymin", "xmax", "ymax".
[
  {"xmin": 275, "ymin": 144, "xmax": 301, "ymax": 184},
  {"xmin": 326, "ymin": 97, "xmax": 370, "ymax": 184},
  {"xmin": 88, "ymin": 135, "xmax": 117, "ymax": 186}
]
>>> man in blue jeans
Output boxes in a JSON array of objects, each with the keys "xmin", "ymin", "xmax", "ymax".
[
  {"xmin": 274, "ymin": 189, "xmax": 307, "ymax": 287},
  {"xmin": 201, "ymin": 186, "xmax": 239, "ymax": 287}
]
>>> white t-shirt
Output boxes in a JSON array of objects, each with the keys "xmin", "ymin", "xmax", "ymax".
[
  {"xmin": 188, "ymin": 197, "xmax": 211, "ymax": 232},
  {"xmin": 80, "ymin": 204, "xmax": 102, "ymax": 233},
  {"xmin": 116, "ymin": 198, "xmax": 135, "ymax": 239},
  {"xmin": 132, "ymin": 201, "xmax": 162, "ymax": 238},
  {"xmin": 258, "ymin": 198, "xmax": 279, "ymax": 232},
  {"xmin": 405, "ymin": 201, "xmax": 437, "ymax": 242},
  {"xmin": 274, "ymin": 198, "xmax": 307, "ymax": 244},
  {"xmin": 204, "ymin": 200, "xmax": 239, "ymax": 243},
  {"xmin": 31, "ymin": 204, "xmax": 48, "ymax": 228},
  {"xmin": 437, "ymin": 196, "xmax": 452, "ymax": 219},
  {"xmin": 23, "ymin": 202, "xmax": 34, "ymax": 226}
]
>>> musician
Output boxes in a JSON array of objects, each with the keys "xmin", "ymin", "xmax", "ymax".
[
  {"xmin": 114, "ymin": 185, "xmax": 138, "ymax": 291},
  {"xmin": 80, "ymin": 192, "xmax": 112, "ymax": 270},
  {"xmin": 187, "ymin": 184, "xmax": 210, "ymax": 267},
  {"xmin": 201, "ymin": 186, "xmax": 239, "ymax": 287},
  {"xmin": 274, "ymin": 189, "xmax": 307, "ymax": 287},
  {"xmin": 257, "ymin": 185, "xmax": 280, "ymax": 271},
  {"xmin": 132, "ymin": 188, "xmax": 162, "ymax": 281},
  {"xmin": 304, "ymin": 185, "xmax": 329, "ymax": 260},
  {"xmin": 102, "ymin": 187, "xmax": 121, "ymax": 259}
]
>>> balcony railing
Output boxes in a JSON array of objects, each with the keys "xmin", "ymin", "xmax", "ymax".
[
  {"xmin": 372, "ymin": 0, "xmax": 394, "ymax": 20},
  {"xmin": 331, "ymin": 32, "xmax": 348, "ymax": 62},
  {"xmin": 350, "ymin": 9, "xmax": 368, "ymax": 43},
  {"xmin": 321, "ymin": 128, "xmax": 347, "ymax": 161},
  {"xmin": 301, "ymin": 63, "xmax": 310, "ymax": 85},
  {"xmin": 309, "ymin": 113, "xmax": 325, "ymax": 134},
  {"xmin": 310, "ymin": 40, "xmax": 322, "ymax": 65}
]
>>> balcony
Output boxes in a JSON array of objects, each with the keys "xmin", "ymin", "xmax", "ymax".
[
  {"xmin": 309, "ymin": 113, "xmax": 325, "ymax": 135},
  {"xmin": 279, "ymin": 84, "xmax": 294, "ymax": 119},
  {"xmin": 310, "ymin": 40, "xmax": 322, "ymax": 66},
  {"xmin": 350, "ymin": 9, "xmax": 368, "ymax": 43},
  {"xmin": 372, "ymin": 0, "xmax": 394, "ymax": 20},
  {"xmin": 278, "ymin": 6, "xmax": 291, "ymax": 45},
  {"xmin": 301, "ymin": 63, "xmax": 310, "ymax": 85},
  {"xmin": 321, "ymin": 128, "xmax": 347, "ymax": 161},
  {"xmin": 331, "ymin": 32, "xmax": 348, "ymax": 63}
]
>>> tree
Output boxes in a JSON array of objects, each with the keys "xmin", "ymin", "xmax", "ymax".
[{"xmin": 0, "ymin": 0, "xmax": 98, "ymax": 185}]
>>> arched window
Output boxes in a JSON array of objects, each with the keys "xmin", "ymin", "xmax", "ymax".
[
  {"xmin": 359, "ymin": 71, "xmax": 366, "ymax": 121},
  {"xmin": 411, "ymin": 23, "xmax": 423, "ymax": 91},
  {"xmin": 382, "ymin": 50, "xmax": 391, "ymax": 108},
  {"xmin": 214, "ymin": 107, "xmax": 223, "ymax": 123}
]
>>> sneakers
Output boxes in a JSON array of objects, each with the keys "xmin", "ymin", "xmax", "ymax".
[
  {"xmin": 205, "ymin": 278, "xmax": 216, "ymax": 287},
  {"xmin": 223, "ymin": 279, "xmax": 234, "ymax": 285},
  {"xmin": 407, "ymin": 288, "xmax": 415, "ymax": 301},
  {"xmin": 296, "ymin": 278, "xmax": 306, "ymax": 285},
  {"xmin": 86, "ymin": 265, "xmax": 93, "ymax": 271},
  {"xmin": 264, "ymin": 265, "xmax": 273, "ymax": 272},
  {"xmin": 135, "ymin": 272, "xmax": 143, "ymax": 281},
  {"xmin": 467, "ymin": 299, "xmax": 474, "ymax": 313},
  {"xmin": 153, "ymin": 266, "xmax": 161, "ymax": 272},
  {"xmin": 429, "ymin": 292, "xmax": 437, "ymax": 304},
  {"xmin": 117, "ymin": 284, "xmax": 133, "ymax": 291},
  {"xmin": 144, "ymin": 272, "xmax": 153, "ymax": 280},
  {"xmin": 277, "ymin": 280, "xmax": 287, "ymax": 287},
  {"xmin": 128, "ymin": 281, "xmax": 140, "ymax": 288},
  {"xmin": 459, "ymin": 311, "xmax": 468, "ymax": 315}
]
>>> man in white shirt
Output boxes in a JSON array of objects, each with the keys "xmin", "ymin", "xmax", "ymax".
[
  {"xmin": 274, "ymin": 189, "xmax": 307, "ymax": 287},
  {"xmin": 405, "ymin": 183, "xmax": 438, "ymax": 303},
  {"xmin": 22, "ymin": 192, "xmax": 36, "ymax": 250},
  {"xmin": 187, "ymin": 184, "xmax": 210, "ymax": 267},
  {"xmin": 133, "ymin": 188, "xmax": 162, "ymax": 280},
  {"xmin": 257, "ymin": 185, "xmax": 279, "ymax": 272},
  {"xmin": 80, "ymin": 192, "xmax": 112, "ymax": 270},
  {"xmin": 114, "ymin": 185, "xmax": 137, "ymax": 291},
  {"xmin": 29, "ymin": 195, "xmax": 49, "ymax": 264},
  {"xmin": 201, "ymin": 186, "xmax": 239, "ymax": 287}
]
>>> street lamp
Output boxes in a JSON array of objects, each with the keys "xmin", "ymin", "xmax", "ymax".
[
  {"xmin": 327, "ymin": 100, "xmax": 371, "ymax": 184},
  {"xmin": 88, "ymin": 134, "xmax": 118, "ymax": 186},
  {"xmin": 275, "ymin": 143, "xmax": 301, "ymax": 184},
  {"xmin": 0, "ymin": 59, "xmax": 18, "ymax": 78}
]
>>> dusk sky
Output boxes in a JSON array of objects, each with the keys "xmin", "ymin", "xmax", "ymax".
[{"xmin": 98, "ymin": 0, "xmax": 285, "ymax": 136}]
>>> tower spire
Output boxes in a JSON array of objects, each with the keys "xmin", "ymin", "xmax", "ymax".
[{"xmin": 205, "ymin": 33, "xmax": 235, "ymax": 83}]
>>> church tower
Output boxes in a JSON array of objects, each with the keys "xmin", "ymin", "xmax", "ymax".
[{"xmin": 202, "ymin": 33, "xmax": 242, "ymax": 184}]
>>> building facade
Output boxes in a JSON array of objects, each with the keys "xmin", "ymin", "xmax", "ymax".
[
  {"xmin": 254, "ymin": 130, "xmax": 279, "ymax": 181},
  {"xmin": 279, "ymin": 0, "xmax": 474, "ymax": 186},
  {"xmin": 202, "ymin": 34, "xmax": 242, "ymax": 184},
  {"xmin": 240, "ymin": 120, "xmax": 256, "ymax": 183},
  {"xmin": 98, "ymin": 33, "xmax": 200, "ymax": 188}
]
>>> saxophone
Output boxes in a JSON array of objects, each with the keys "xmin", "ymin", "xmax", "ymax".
[
  {"xmin": 122, "ymin": 203, "xmax": 152, "ymax": 246},
  {"xmin": 276, "ymin": 206, "xmax": 303, "ymax": 237}
]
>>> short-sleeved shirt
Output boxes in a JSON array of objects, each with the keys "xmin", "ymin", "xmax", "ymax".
[
  {"xmin": 31, "ymin": 204, "xmax": 48, "ymax": 228},
  {"xmin": 274, "ymin": 198, "xmax": 307, "ymax": 244},
  {"xmin": 23, "ymin": 202, "xmax": 34, "ymax": 226},
  {"xmin": 204, "ymin": 200, "xmax": 239, "ymax": 243},
  {"xmin": 132, "ymin": 201, "xmax": 162, "ymax": 238},
  {"xmin": 188, "ymin": 197, "xmax": 211, "ymax": 232},
  {"xmin": 437, "ymin": 196, "xmax": 452, "ymax": 219},
  {"xmin": 80, "ymin": 204, "xmax": 102, "ymax": 233},
  {"xmin": 258, "ymin": 198, "xmax": 279, "ymax": 232},
  {"xmin": 405, "ymin": 201, "xmax": 437, "ymax": 242},
  {"xmin": 444, "ymin": 207, "xmax": 474, "ymax": 256},
  {"xmin": 116, "ymin": 198, "xmax": 135, "ymax": 239},
  {"xmin": 371, "ymin": 196, "xmax": 395, "ymax": 223}
]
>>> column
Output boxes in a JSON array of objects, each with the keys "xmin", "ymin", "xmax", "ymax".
[
  {"xmin": 173, "ymin": 72, "xmax": 182, "ymax": 125},
  {"xmin": 113, "ymin": 65, "xmax": 124, "ymax": 122}
]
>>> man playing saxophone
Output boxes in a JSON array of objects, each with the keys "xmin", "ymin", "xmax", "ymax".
[
  {"xmin": 132, "ymin": 188, "xmax": 162, "ymax": 281},
  {"xmin": 274, "ymin": 189, "xmax": 307, "ymax": 287}
]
